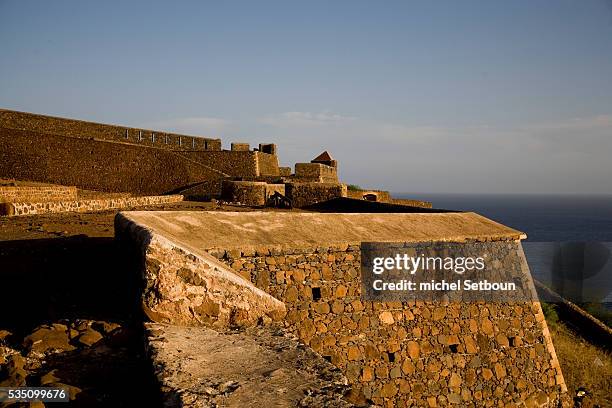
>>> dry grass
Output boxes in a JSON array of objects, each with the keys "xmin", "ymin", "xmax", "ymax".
[{"xmin": 547, "ymin": 320, "xmax": 612, "ymax": 406}]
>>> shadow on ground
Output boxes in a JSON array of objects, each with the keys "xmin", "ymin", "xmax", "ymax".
[
  {"xmin": 303, "ymin": 197, "xmax": 457, "ymax": 213},
  {"xmin": 0, "ymin": 234, "xmax": 160, "ymax": 407}
]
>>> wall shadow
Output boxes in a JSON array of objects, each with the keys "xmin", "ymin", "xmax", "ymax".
[
  {"xmin": 0, "ymin": 235, "xmax": 141, "ymax": 335},
  {"xmin": 0, "ymin": 234, "xmax": 161, "ymax": 407},
  {"xmin": 303, "ymin": 197, "xmax": 458, "ymax": 213}
]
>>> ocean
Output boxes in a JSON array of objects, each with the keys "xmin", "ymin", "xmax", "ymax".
[
  {"xmin": 394, "ymin": 193, "xmax": 612, "ymax": 242},
  {"xmin": 394, "ymin": 193, "xmax": 612, "ymax": 306}
]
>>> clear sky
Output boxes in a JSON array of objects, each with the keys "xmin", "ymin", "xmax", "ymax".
[{"xmin": 1, "ymin": 1, "xmax": 611, "ymax": 194}]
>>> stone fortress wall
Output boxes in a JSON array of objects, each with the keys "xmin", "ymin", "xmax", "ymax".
[
  {"xmin": 2, "ymin": 194, "xmax": 183, "ymax": 216},
  {"xmin": 285, "ymin": 182, "xmax": 348, "ymax": 208},
  {"xmin": 0, "ymin": 127, "xmax": 224, "ymax": 195},
  {"xmin": 294, "ymin": 162, "xmax": 339, "ymax": 183},
  {"xmin": 117, "ymin": 211, "xmax": 567, "ymax": 407},
  {"xmin": 0, "ymin": 185, "xmax": 77, "ymax": 203},
  {"xmin": 226, "ymin": 241, "xmax": 565, "ymax": 406},
  {"xmin": 0, "ymin": 109, "xmax": 445, "ymax": 210},
  {"xmin": 0, "ymin": 109, "xmax": 283, "ymax": 196},
  {"xmin": 0, "ymin": 109, "xmax": 222, "ymax": 151},
  {"xmin": 181, "ymin": 150, "xmax": 280, "ymax": 178},
  {"xmin": 347, "ymin": 189, "xmax": 392, "ymax": 203}
]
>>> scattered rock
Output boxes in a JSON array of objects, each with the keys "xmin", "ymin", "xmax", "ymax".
[
  {"xmin": 219, "ymin": 380, "xmax": 240, "ymax": 394},
  {"xmin": 0, "ymin": 354, "xmax": 27, "ymax": 387},
  {"xmin": 39, "ymin": 369, "xmax": 61, "ymax": 385},
  {"xmin": 0, "ymin": 330, "xmax": 12, "ymax": 343},
  {"xmin": 92, "ymin": 321, "xmax": 121, "ymax": 335},
  {"xmin": 77, "ymin": 328, "xmax": 103, "ymax": 347},
  {"xmin": 47, "ymin": 382, "xmax": 82, "ymax": 401},
  {"xmin": 23, "ymin": 325, "xmax": 76, "ymax": 355}
]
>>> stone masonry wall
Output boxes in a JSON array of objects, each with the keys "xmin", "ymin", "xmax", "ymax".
[
  {"xmin": 256, "ymin": 151, "xmax": 281, "ymax": 176},
  {"xmin": 1, "ymin": 194, "xmax": 183, "ymax": 216},
  {"xmin": 0, "ymin": 128, "xmax": 223, "ymax": 195},
  {"xmin": 0, "ymin": 186, "xmax": 77, "ymax": 203},
  {"xmin": 286, "ymin": 182, "xmax": 347, "ymax": 208},
  {"xmin": 114, "ymin": 213, "xmax": 286, "ymax": 329},
  {"xmin": 221, "ymin": 181, "xmax": 267, "ymax": 206},
  {"xmin": 294, "ymin": 163, "xmax": 338, "ymax": 183},
  {"xmin": 347, "ymin": 189, "xmax": 392, "ymax": 203},
  {"xmin": 182, "ymin": 151, "xmax": 259, "ymax": 177},
  {"xmin": 221, "ymin": 241, "xmax": 566, "ymax": 407},
  {"xmin": 392, "ymin": 198, "xmax": 434, "ymax": 209},
  {"xmin": 0, "ymin": 109, "xmax": 221, "ymax": 151}
]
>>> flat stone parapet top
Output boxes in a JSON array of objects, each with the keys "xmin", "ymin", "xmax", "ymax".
[{"xmin": 118, "ymin": 211, "xmax": 526, "ymax": 255}]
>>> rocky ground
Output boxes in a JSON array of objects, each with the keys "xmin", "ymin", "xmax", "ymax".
[
  {"xmin": 0, "ymin": 201, "xmax": 255, "ymax": 407},
  {"xmin": 146, "ymin": 323, "xmax": 355, "ymax": 407},
  {"xmin": 0, "ymin": 319, "xmax": 155, "ymax": 407}
]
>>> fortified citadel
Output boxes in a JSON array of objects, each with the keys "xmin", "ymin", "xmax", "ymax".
[
  {"xmin": 0, "ymin": 109, "xmax": 571, "ymax": 407},
  {"xmin": 0, "ymin": 108, "xmax": 428, "ymax": 211}
]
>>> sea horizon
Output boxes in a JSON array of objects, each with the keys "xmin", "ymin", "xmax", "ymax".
[{"xmin": 393, "ymin": 192, "xmax": 612, "ymax": 242}]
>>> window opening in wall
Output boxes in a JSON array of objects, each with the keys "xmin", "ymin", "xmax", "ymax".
[
  {"xmin": 152, "ymin": 132, "xmax": 155, "ymax": 143},
  {"xmin": 449, "ymin": 344, "xmax": 459, "ymax": 353},
  {"xmin": 179, "ymin": 136, "xmax": 182, "ymax": 146},
  {"xmin": 387, "ymin": 352, "xmax": 395, "ymax": 362},
  {"xmin": 165, "ymin": 134, "xmax": 169, "ymax": 144},
  {"xmin": 192, "ymin": 138, "xmax": 196, "ymax": 148},
  {"xmin": 312, "ymin": 287, "xmax": 321, "ymax": 300},
  {"xmin": 125, "ymin": 129, "xmax": 129, "ymax": 139},
  {"xmin": 138, "ymin": 130, "xmax": 142, "ymax": 141},
  {"xmin": 323, "ymin": 355, "xmax": 332, "ymax": 363}
]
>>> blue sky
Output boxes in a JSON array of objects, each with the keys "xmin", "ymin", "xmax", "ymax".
[{"xmin": 1, "ymin": 1, "xmax": 611, "ymax": 194}]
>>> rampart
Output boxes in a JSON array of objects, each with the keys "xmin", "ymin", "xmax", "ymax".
[
  {"xmin": 0, "ymin": 128, "xmax": 224, "ymax": 195},
  {"xmin": 0, "ymin": 186, "xmax": 77, "ymax": 203},
  {"xmin": 285, "ymin": 182, "xmax": 347, "ymax": 208},
  {"xmin": 117, "ymin": 211, "xmax": 566, "ymax": 407},
  {"xmin": 221, "ymin": 181, "xmax": 267, "ymax": 206},
  {"xmin": 0, "ymin": 109, "xmax": 221, "ymax": 151},
  {"xmin": 294, "ymin": 163, "xmax": 338, "ymax": 183},
  {"xmin": 221, "ymin": 180, "xmax": 286, "ymax": 206},
  {"xmin": 392, "ymin": 198, "xmax": 434, "ymax": 208},
  {"xmin": 1, "ymin": 194, "xmax": 183, "ymax": 216},
  {"xmin": 347, "ymin": 189, "xmax": 392, "ymax": 203},
  {"xmin": 256, "ymin": 151, "xmax": 281, "ymax": 176}
]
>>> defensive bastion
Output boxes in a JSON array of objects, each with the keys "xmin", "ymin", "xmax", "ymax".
[
  {"xmin": 116, "ymin": 211, "xmax": 567, "ymax": 407},
  {"xmin": 0, "ymin": 109, "xmax": 432, "ymax": 210},
  {"xmin": 0, "ymin": 109, "xmax": 280, "ymax": 196}
]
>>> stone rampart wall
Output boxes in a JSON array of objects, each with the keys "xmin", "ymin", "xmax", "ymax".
[
  {"xmin": 0, "ymin": 109, "xmax": 221, "ymax": 151},
  {"xmin": 0, "ymin": 186, "xmax": 77, "ymax": 203},
  {"xmin": 294, "ymin": 163, "xmax": 338, "ymax": 183},
  {"xmin": 0, "ymin": 128, "xmax": 223, "ymax": 195},
  {"xmin": 221, "ymin": 241, "xmax": 566, "ymax": 406},
  {"xmin": 114, "ymin": 213, "xmax": 286, "ymax": 329},
  {"xmin": 392, "ymin": 198, "xmax": 434, "ymax": 209},
  {"xmin": 347, "ymin": 189, "xmax": 392, "ymax": 202},
  {"xmin": 182, "ymin": 151, "xmax": 258, "ymax": 177},
  {"xmin": 285, "ymin": 182, "xmax": 347, "ymax": 208},
  {"xmin": 177, "ymin": 180, "xmax": 225, "ymax": 201},
  {"xmin": 221, "ymin": 181, "xmax": 267, "ymax": 206},
  {"xmin": 1, "ymin": 194, "xmax": 183, "ymax": 216},
  {"xmin": 256, "ymin": 152, "xmax": 280, "ymax": 176}
]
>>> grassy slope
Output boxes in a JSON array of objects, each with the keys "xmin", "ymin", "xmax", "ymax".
[{"xmin": 547, "ymin": 318, "xmax": 611, "ymax": 406}]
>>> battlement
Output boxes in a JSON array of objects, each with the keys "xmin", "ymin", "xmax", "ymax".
[{"xmin": 0, "ymin": 109, "xmax": 222, "ymax": 151}]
